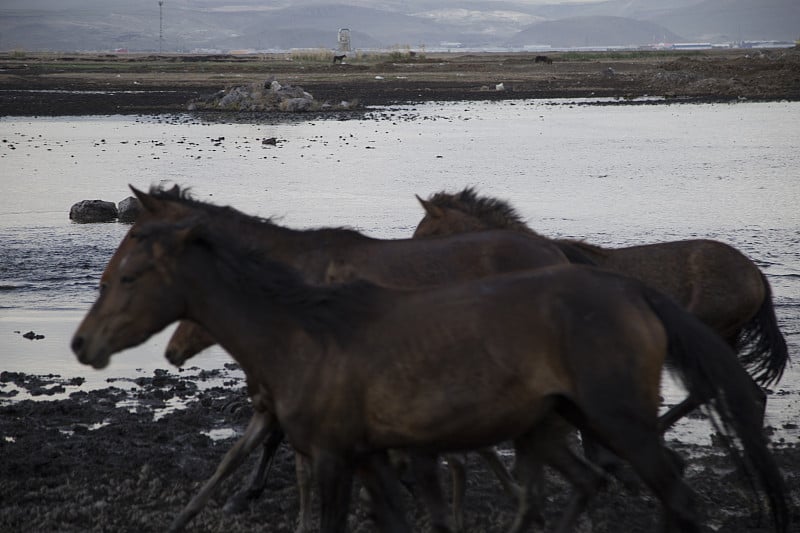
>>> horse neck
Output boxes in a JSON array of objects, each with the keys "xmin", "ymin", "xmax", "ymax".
[
  {"xmin": 251, "ymin": 223, "xmax": 371, "ymax": 283},
  {"xmin": 178, "ymin": 245, "xmax": 384, "ymax": 406},
  {"xmin": 179, "ymin": 260, "xmax": 304, "ymax": 389}
]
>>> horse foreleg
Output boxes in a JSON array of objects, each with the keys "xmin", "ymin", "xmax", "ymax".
[
  {"xmin": 445, "ymin": 454, "xmax": 467, "ymax": 532},
  {"xmin": 477, "ymin": 447, "xmax": 521, "ymax": 500},
  {"xmin": 359, "ymin": 451, "xmax": 412, "ymax": 533},
  {"xmin": 409, "ymin": 452, "xmax": 454, "ymax": 533},
  {"xmin": 295, "ymin": 452, "xmax": 313, "ymax": 533},
  {"xmin": 506, "ymin": 444, "xmax": 545, "ymax": 533},
  {"xmin": 223, "ymin": 427, "xmax": 285, "ymax": 513},
  {"xmin": 315, "ymin": 451, "xmax": 355, "ymax": 533},
  {"xmin": 509, "ymin": 416, "xmax": 580, "ymax": 533},
  {"xmin": 168, "ymin": 411, "xmax": 275, "ymax": 532},
  {"xmin": 543, "ymin": 445, "xmax": 605, "ymax": 533}
]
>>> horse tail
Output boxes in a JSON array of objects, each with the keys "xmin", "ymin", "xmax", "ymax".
[
  {"xmin": 642, "ymin": 286, "xmax": 789, "ymax": 533},
  {"xmin": 736, "ymin": 272, "xmax": 789, "ymax": 387}
]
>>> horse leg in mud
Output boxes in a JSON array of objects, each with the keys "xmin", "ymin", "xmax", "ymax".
[
  {"xmin": 315, "ymin": 451, "xmax": 355, "ymax": 533},
  {"xmin": 446, "ymin": 448, "xmax": 519, "ymax": 531},
  {"xmin": 477, "ymin": 447, "xmax": 521, "ymax": 500},
  {"xmin": 294, "ymin": 452, "xmax": 314, "ymax": 533},
  {"xmin": 581, "ymin": 419, "xmax": 700, "ymax": 532},
  {"xmin": 223, "ymin": 428, "xmax": 285, "ymax": 513},
  {"xmin": 358, "ymin": 452, "xmax": 413, "ymax": 533},
  {"xmin": 409, "ymin": 452, "xmax": 454, "ymax": 533},
  {"xmin": 508, "ymin": 416, "xmax": 600, "ymax": 533},
  {"xmin": 542, "ymin": 445, "xmax": 605, "ymax": 533},
  {"xmin": 445, "ymin": 454, "xmax": 467, "ymax": 531},
  {"xmin": 168, "ymin": 411, "xmax": 276, "ymax": 532},
  {"xmin": 658, "ymin": 373, "xmax": 766, "ymax": 433}
]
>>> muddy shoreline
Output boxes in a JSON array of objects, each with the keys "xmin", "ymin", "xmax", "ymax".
[
  {"xmin": 1, "ymin": 48, "xmax": 799, "ymax": 116},
  {"xmin": 1, "ymin": 369, "xmax": 799, "ymax": 532}
]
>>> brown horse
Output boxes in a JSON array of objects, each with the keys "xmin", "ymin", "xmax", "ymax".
[
  {"xmin": 169, "ymin": 320, "xmax": 519, "ymax": 532},
  {"xmin": 414, "ymin": 187, "xmax": 789, "ymax": 429},
  {"xmin": 71, "ymin": 187, "xmax": 787, "ymax": 533},
  {"xmin": 113, "ymin": 185, "xmax": 576, "ymax": 532}
]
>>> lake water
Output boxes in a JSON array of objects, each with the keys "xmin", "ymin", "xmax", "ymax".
[{"xmin": 1, "ymin": 99, "xmax": 798, "ymax": 443}]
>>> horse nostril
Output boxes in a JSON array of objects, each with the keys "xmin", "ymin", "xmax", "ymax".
[{"xmin": 71, "ymin": 335, "xmax": 84, "ymax": 355}]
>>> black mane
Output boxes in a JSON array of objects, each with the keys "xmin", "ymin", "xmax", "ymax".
[
  {"xmin": 425, "ymin": 187, "xmax": 532, "ymax": 232},
  {"xmin": 147, "ymin": 185, "xmax": 381, "ymax": 345},
  {"xmin": 425, "ymin": 187, "xmax": 603, "ymax": 264}
]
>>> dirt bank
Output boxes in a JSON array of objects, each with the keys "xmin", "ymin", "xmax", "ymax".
[
  {"xmin": 1, "ymin": 48, "xmax": 799, "ymax": 116},
  {"xmin": 1, "ymin": 369, "xmax": 798, "ymax": 532}
]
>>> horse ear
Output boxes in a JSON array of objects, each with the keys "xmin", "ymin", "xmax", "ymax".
[
  {"xmin": 130, "ymin": 185, "xmax": 163, "ymax": 213},
  {"xmin": 415, "ymin": 195, "xmax": 444, "ymax": 219}
]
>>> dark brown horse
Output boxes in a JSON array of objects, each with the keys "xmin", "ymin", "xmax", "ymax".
[
  {"xmin": 110, "ymin": 185, "xmax": 576, "ymax": 532},
  {"xmin": 414, "ymin": 187, "xmax": 789, "ymax": 429},
  {"xmin": 166, "ymin": 320, "xmax": 521, "ymax": 532},
  {"xmin": 71, "ymin": 187, "xmax": 787, "ymax": 533}
]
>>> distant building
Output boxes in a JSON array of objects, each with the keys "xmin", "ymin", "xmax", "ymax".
[{"xmin": 337, "ymin": 28, "xmax": 351, "ymax": 52}]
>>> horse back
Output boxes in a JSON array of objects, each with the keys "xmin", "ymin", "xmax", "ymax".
[
  {"xmin": 325, "ymin": 230, "xmax": 569, "ymax": 288},
  {"xmin": 603, "ymin": 239, "xmax": 765, "ymax": 339}
]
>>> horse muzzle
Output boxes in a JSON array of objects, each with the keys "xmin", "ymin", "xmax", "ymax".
[{"xmin": 70, "ymin": 334, "xmax": 111, "ymax": 369}]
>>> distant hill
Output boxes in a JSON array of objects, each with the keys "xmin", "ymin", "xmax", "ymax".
[
  {"xmin": 0, "ymin": 1, "xmax": 796, "ymax": 52},
  {"xmin": 508, "ymin": 16, "xmax": 684, "ymax": 48},
  {"xmin": 645, "ymin": 0, "xmax": 800, "ymax": 42}
]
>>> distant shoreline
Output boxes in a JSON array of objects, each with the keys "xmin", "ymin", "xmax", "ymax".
[{"xmin": 1, "ymin": 48, "xmax": 798, "ymax": 116}]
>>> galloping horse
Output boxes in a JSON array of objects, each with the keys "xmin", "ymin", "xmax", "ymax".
[
  {"xmin": 107, "ymin": 185, "xmax": 576, "ymax": 531},
  {"xmin": 71, "ymin": 187, "xmax": 787, "ymax": 533},
  {"xmin": 414, "ymin": 187, "xmax": 789, "ymax": 429}
]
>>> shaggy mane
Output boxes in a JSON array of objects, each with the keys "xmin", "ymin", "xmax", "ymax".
[
  {"xmin": 425, "ymin": 187, "xmax": 531, "ymax": 232},
  {"xmin": 425, "ymin": 187, "xmax": 607, "ymax": 262}
]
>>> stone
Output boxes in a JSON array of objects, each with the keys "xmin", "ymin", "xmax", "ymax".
[
  {"xmin": 117, "ymin": 196, "xmax": 141, "ymax": 223},
  {"xmin": 69, "ymin": 199, "xmax": 118, "ymax": 223}
]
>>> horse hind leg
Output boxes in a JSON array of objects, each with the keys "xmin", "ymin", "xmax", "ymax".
[
  {"xmin": 222, "ymin": 428, "xmax": 285, "ymax": 513},
  {"xmin": 509, "ymin": 416, "xmax": 604, "ymax": 533},
  {"xmin": 477, "ymin": 447, "xmax": 521, "ymax": 501},
  {"xmin": 585, "ymin": 421, "xmax": 701, "ymax": 532}
]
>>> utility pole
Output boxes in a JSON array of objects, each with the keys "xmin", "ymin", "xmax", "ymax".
[{"xmin": 158, "ymin": 1, "xmax": 164, "ymax": 53}]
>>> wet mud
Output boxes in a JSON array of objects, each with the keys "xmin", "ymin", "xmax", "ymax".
[{"xmin": 1, "ymin": 369, "xmax": 798, "ymax": 532}]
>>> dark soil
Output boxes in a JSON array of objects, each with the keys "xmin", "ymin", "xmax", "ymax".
[
  {"xmin": 1, "ymin": 369, "xmax": 798, "ymax": 532},
  {"xmin": 1, "ymin": 48, "xmax": 799, "ymax": 116}
]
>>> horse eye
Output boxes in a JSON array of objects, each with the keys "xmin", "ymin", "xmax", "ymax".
[{"xmin": 120, "ymin": 275, "xmax": 135, "ymax": 284}]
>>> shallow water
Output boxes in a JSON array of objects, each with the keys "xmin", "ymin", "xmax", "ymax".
[{"xmin": 1, "ymin": 100, "xmax": 798, "ymax": 443}]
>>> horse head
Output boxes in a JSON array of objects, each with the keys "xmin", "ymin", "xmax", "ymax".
[
  {"xmin": 165, "ymin": 321, "xmax": 217, "ymax": 367},
  {"xmin": 71, "ymin": 186, "xmax": 206, "ymax": 369},
  {"xmin": 413, "ymin": 193, "xmax": 492, "ymax": 238}
]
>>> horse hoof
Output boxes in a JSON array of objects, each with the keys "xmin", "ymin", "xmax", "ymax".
[{"xmin": 222, "ymin": 493, "xmax": 251, "ymax": 514}]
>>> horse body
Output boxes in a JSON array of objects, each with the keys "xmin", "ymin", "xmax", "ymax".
[
  {"xmin": 71, "ymin": 188, "xmax": 787, "ymax": 533},
  {"xmin": 558, "ymin": 239, "xmax": 765, "ymax": 342},
  {"xmin": 414, "ymin": 187, "xmax": 788, "ymax": 388}
]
